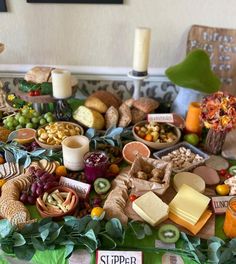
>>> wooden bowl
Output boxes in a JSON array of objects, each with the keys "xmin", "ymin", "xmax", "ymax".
[
  {"xmin": 132, "ymin": 121, "xmax": 181, "ymax": 150},
  {"xmin": 36, "ymin": 186, "xmax": 79, "ymax": 220},
  {"xmin": 35, "ymin": 121, "xmax": 84, "ymax": 150}
]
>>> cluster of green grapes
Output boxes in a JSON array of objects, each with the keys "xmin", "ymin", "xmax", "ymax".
[{"xmin": 3, "ymin": 108, "xmax": 55, "ymax": 131}]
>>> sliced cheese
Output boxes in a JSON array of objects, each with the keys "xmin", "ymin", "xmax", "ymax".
[
  {"xmin": 169, "ymin": 210, "xmax": 212, "ymax": 235},
  {"xmin": 173, "ymin": 172, "xmax": 205, "ymax": 193},
  {"xmin": 169, "ymin": 184, "xmax": 210, "ymax": 225},
  {"xmin": 132, "ymin": 191, "xmax": 169, "ymax": 226}
]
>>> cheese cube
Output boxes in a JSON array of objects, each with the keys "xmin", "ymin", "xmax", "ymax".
[{"xmin": 132, "ymin": 191, "xmax": 169, "ymax": 226}]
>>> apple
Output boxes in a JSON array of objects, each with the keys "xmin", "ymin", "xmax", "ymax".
[{"xmin": 183, "ymin": 133, "xmax": 200, "ymax": 146}]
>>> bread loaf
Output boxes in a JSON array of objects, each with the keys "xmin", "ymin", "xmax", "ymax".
[
  {"xmin": 85, "ymin": 96, "xmax": 108, "ymax": 113},
  {"xmin": 105, "ymin": 106, "xmax": 119, "ymax": 129},
  {"xmin": 131, "ymin": 108, "xmax": 146, "ymax": 124},
  {"xmin": 73, "ymin": 106, "xmax": 105, "ymax": 130},
  {"xmin": 118, "ymin": 103, "xmax": 132, "ymax": 127},
  {"xmin": 133, "ymin": 97, "xmax": 159, "ymax": 113},
  {"xmin": 24, "ymin": 66, "xmax": 53, "ymax": 84},
  {"xmin": 90, "ymin": 91, "xmax": 122, "ymax": 109}
]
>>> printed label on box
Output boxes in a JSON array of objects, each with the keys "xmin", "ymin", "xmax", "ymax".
[
  {"xmin": 211, "ymin": 196, "xmax": 235, "ymax": 214},
  {"xmin": 96, "ymin": 250, "xmax": 142, "ymax": 264},
  {"xmin": 59, "ymin": 176, "xmax": 91, "ymax": 199},
  {"xmin": 147, "ymin": 114, "xmax": 174, "ymax": 123}
]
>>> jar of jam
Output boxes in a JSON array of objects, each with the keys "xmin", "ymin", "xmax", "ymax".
[
  {"xmin": 83, "ymin": 151, "xmax": 109, "ymax": 183},
  {"xmin": 223, "ymin": 197, "xmax": 236, "ymax": 238}
]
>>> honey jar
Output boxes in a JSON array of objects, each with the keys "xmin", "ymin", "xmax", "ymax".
[{"xmin": 223, "ymin": 197, "xmax": 236, "ymax": 238}]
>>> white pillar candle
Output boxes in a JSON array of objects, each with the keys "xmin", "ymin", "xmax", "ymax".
[
  {"xmin": 62, "ymin": 135, "xmax": 90, "ymax": 171},
  {"xmin": 133, "ymin": 27, "xmax": 151, "ymax": 74},
  {"xmin": 52, "ymin": 69, "xmax": 72, "ymax": 99}
]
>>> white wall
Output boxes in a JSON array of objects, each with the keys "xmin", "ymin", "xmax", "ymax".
[{"xmin": 1, "ymin": 0, "xmax": 236, "ymax": 68}]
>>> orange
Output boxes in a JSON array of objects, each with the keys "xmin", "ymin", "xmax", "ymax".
[
  {"xmin": 10, "ymin": 128, "xmax": 36, "ymax": 145},
  {"xmin": 55, "ymin": 165, "xmax": 67, "ymax": 177},
  {"xmin": 122, "ymin": 141, "xmax": 151, "ymax": 164},
  {"xmin": 108, "ymin": 164, "xmax": 120, "ymax": 175},
  {"xmin": 91, "ymin": 207, "xmax": 105, "ymax": 220},
  {"xmin": 216, "ymin": 184, "xmax": 230, "ymax": 196},
  {"xmin": 0, "ymin": 156, "xmax": 5, "ymax": 165},
  {"xmin": 144, "ymin": 134, "xmax": 153, "ymax": 142}
]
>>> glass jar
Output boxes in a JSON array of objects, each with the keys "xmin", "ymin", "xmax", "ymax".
[
  {"xmin": 83, "ymin": 151, "xmax": 109, "ymax": 183},
  {"xmin": 223, "ymin": 197, "xmax": 236, "ymax": 238}
]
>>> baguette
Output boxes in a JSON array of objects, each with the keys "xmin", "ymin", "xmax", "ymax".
[
  {"xmin": 118, "ymin": 103, "xmax": 132, "ymax": 127},
  {"xmin": 105, "ymin": 106, "xmax": 119, "ymax": 129}
]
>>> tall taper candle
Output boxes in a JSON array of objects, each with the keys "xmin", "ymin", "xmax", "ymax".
[{"xmin": 133, "ymin": 27, "xmax": 151, "ymax": 76}]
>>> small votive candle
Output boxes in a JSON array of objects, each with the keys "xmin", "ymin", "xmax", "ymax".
[
  {"xmin": 223, "ymin": 197, "xmax": 236, "ymax": 238},
  {"xmin": 52, "ymin": 69, "xmax": 72, "ymax": 99},
  {"xmin": 185, "ymin": 102, "xmax": 202, "ymax": 134},
  {"xmin": 133, "ymin": 27, "xmax": 151, "ymax": 75},
  {"xmin": 62, "ymin": 135, "xmax": 90, "ymax": 171}
]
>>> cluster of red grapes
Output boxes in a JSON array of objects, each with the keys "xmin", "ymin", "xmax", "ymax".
[{"xmin": 20, "ymin": 167, "xmax": 60, "ymax": 205}]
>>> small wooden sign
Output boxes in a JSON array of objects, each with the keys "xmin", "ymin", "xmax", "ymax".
[
  {"xmin": 187, "ymin": 25, "xmax": 236, "ymax": 95},
  {"xmin": 59, "ymin": 176, "xmax": 91, "ymax": 199},
  {"xmin": 96, "ymin": 250, "xmax": 143, "ymax": 264}
]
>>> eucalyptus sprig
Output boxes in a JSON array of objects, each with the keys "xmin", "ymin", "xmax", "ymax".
[
  {"xmin": 0, "ymin": 142, "xmax": 62, "ymax": 168},
  {"xmin": 85, "ymin": 126, "xmax": 133, "ymax": 150},
  {"xmin": 0, "ymin": 216, "xmax": 125, "ymax": 261}
]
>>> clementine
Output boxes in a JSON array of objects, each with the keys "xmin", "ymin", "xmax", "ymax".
[{"xmin": 55, "ymin": 165, "xmax": 67, "ymax": 177}]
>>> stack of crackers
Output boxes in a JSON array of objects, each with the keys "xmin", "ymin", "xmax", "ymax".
[
  {"xmin": 30, "ymin": 159, "xmax": 59, "ymax": 174},
  {"xmin": 0, "ymin": 162, "xmax": 21, "ymax": 180}
]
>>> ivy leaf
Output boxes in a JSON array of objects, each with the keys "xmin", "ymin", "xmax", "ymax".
[
  {"xmin": 1, "ymin": 243, "xmax": 14, "ymax": 254},
  {"xmin": 78, "ymin": 229, "xmax": 98, "ymax": 252},
  {"xmin": 21, "ymin": 222, "xmax": 39, "ymax": 235},
  {"xmin": 14, "ymin": 245, "xmax": 35, "ymax": 261},
  {"xmin": 219, "ymin": 248, "xmax": 233, "ymax": 264},
  {"xmin": 207, "ymin": 242, "xmax": 221, "ymax": 263},
  {"xmin": 105, "ymin": 218, "xmax": 124, "ymax": 242},
  {"xmin": 65, "ymin": 244, "xmax": 74, "ymax": 259},
  {"xmin": 144, "ymin": 224, "xmax": 152, "ymax": 236},
  {"xmin": 12, "ymin": 232, "xmax": 26, "ymax": 247},
  {"xmin": 31, "ymin": 237, "xmax": 46, "ymax": 251},
  {"xmin": 48, "ymin": 226, "xmax": 63, "ymax": 242},
  {"xmin": 40, "ymin": 229, "xmax": 49, "ymax": 242},
  {"xmin": 64, "ymin": 216, "xmax": 77, "ymax": 222},
  {"xmin": 85, "ymin": 220, "xmax": 101, "ymax": 235},
  {"xmin": 128, "ymin": 221, "xmax": 145, "ymax": 240},
  {"xmin": 0, "ymin": 219, "xmax": 14, "ymax": 239}
]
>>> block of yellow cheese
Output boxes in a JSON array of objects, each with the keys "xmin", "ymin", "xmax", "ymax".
[
  {"xmin": 169, "ymin": 184, "xmax": 210, "ymax": 225},
  {"xmin": 132, "ymin": 191, "xmax": 169, "ymax": 226}
]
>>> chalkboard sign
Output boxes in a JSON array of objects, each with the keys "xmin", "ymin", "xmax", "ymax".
[
  {"xmin": 0, "ymin": 0, "xmax": 7, "ymax": 12},
  {"xmin": 187, "ymin": 25, "xmax": 236, "ymax": 95}
]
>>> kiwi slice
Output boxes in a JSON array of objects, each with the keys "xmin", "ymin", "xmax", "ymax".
[
  {"xmin": 94, "ymin": 178, "xmax": 111, "ymax": 194},
  {"xmin": 158, "ymin": 224, "xmax": 180, "ymax": 243}
]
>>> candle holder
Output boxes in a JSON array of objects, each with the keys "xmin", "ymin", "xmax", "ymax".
[
  {"xmin": 55, "ymin": 98, "xmax": 72, "ymax": 121},
  {"xmin": 128, "ymin": 70, "xmax": 148, "ymax": 100}
]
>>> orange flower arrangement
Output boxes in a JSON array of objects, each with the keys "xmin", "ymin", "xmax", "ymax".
[{"xmin": 201, "ymin": 91, "xmax": 236, "ymax": 132}]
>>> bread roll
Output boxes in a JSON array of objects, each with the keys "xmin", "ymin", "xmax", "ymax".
[
  {"xmin": 105, "ymin": 106, "xmax": 119, "ymax": 129},
  {"xmin": 73, "ymin": 106, "xmax": 105, "ymax": 130},
  {"xmin": 85, "ymin": 96, "xmax": 108, "ymax": 113},
  {"xmin": 133, "ymin": 97, "xmax": 159, "ymax": 113},
  {"xmin": 131, "ymin": 108, "xmax": 146, "ymax": 124},
  {"xmin": 24, "ymin": 66, "xmax": 53, "ymax": 84},
  {"xmin": 118, "ymin": 103, "xmax": 132, "ymax": 127},
  {"xmin": 90, "ymin": 91, "xmax": 122, "ymax": 109}
]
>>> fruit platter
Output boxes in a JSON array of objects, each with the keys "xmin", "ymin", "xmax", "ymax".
[{"xmin": 1, "ymin": 76, "xmax": 236, "ymax": 264}]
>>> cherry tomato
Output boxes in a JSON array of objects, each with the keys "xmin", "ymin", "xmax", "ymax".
[
  {"xmin": 219, "ymin": 169, "xmax": 227, "ymax": 176},
  {"xmin": 34, "ymin": 90, "xmax": 40, "ymax": 96},
  {"xmin": 129, "ymin": 194, "xmax": 137, "ymax": 202},
  {"xmin": 29, "ymin": 91, "xmax": 35, "ymax": 96}
]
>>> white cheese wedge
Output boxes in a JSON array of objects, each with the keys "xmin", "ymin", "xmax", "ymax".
[
  {"xmin": 173, "ymin": 172, "xmax": 206, "ymax": 193},
  {"xmin": 169, "ymin": 184, "xmax": 210, "ymax": 225},
  {"xmin": 132, "ymin": 191, "xmax": 169, "ymax": 226}
]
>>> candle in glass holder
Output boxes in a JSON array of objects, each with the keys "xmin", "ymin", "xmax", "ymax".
[
  {"xmin": 133, "ymin": 27, "xmax": 151, "ymax": 75},
  {"xmin": 52, "ymin": 69, "xmax": 72, "ymax": 99},
  {"xmin": 223, "ymin": 197, "xmax": 236, "ymax": 238},
  {"xmin": 62, "ymin": 135, "xmax": 89, "ymax": 171},
  {"xmin": 185, "ymin": 102, "xmax": 202, "ymax": 134},
  {"xmin": 83, "ymin": 151, "xmax": 109, "ymax": 183}
]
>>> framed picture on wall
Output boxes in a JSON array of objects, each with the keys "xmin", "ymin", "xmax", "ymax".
[
  {"xmin": 27, "ymin": 0, "xmax": 123, "ymax": 4},
  {"xmin": 0, "ymin": 0, "xmax": 7, "ymax": 12}
]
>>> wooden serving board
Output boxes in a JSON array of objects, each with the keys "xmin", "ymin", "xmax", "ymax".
[{"xmin": 124, "ymin": 185, "xmax": 215, "ymax": 240}]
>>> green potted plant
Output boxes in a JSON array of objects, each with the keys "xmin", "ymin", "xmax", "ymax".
[{"xmin": 165, "ymin": 49, "xmax": 221, "ymax": 117}]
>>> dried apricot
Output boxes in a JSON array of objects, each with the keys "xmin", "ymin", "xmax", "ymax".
[
  {"xmin": 0, "ymin": 156, "xmax": 5, "ymax": 165},
  {"xmin": 144, "ymin": 134, "xmax": 153, "ymax": 142},
  {"xmin": 109, "ymin": 164, "xmax": 120, "ymax": 175}
]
